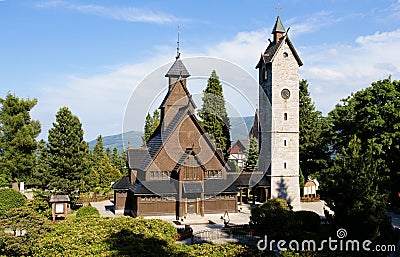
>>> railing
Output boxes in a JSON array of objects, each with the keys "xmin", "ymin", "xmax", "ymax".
[
  {"xmin": 75, "ymin": 194, "xmax": 113, "ymax": 205},
  {"xmin": 191, "ymin": 227, "xmax": 259, "ymax": 245}
]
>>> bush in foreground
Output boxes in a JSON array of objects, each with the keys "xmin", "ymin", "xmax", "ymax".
[
  {"xmin": 0, "ymin": 188, "xmax": 26, "ymax": 216},
  {"xmin": 75, "ymin": 205, "xmax": 100, "ymax": 218}
]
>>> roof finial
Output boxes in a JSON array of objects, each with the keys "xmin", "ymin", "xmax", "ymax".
[
  {"xmin": 176, "ymin": 25, "xmax": 180, "ymax": 59},
  {"xmin": 276, "ymin": 3, "xmax": 282, "ymax": 16}
]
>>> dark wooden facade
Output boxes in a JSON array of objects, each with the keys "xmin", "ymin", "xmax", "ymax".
[{"xmin": 113, "ymin": 55, "xmax": 243, "ymax": 218}]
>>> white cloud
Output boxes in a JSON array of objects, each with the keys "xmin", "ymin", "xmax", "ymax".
[
  {"xmin": 301, "ymin": 29, "xmax": 400, "ymax": 113},
  {"xmin": 36, "ymin": 1, "xmax": 182, "ymax": 24},
  {"xmin": 286, "ymin": 11, "xmax": 341, "ymax": 37},
  {"xmin": 31, "ymin": 8, "xmax": 400, "ymax": 140},
  {"xmin": 32, "ymin": 53, "xmax": 174, "ymax": 141}
]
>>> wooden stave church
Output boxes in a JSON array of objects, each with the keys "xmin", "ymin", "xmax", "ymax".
[
  {"xmin": 112, "ymin": 14, "xmax": 302, "ymax": 217},
  {"xmin": 112, "ymin": 53, "xmax": 270, "ymax": 218}
]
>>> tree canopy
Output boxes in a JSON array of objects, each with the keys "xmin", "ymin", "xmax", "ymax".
[
  {"xmin": 244, "ymin": 136, "xmax": 258, "ymax": 171},
  {"xmin": 47, "ymin": 107, "xmax": 91, "ymax": 194},
  {"xmin": 328, "ymin": 77, "xmax": 400, "ymax": 203},
  {"xmin": 0, "ymin": 93, "xmax": 41, "ymax": 187},
  {"xmin": 142, "ymin": 109, "xmax": 161, "ymax": 145},
  {"xmin": 198, "ymin": 70, "xmax": 231, "ymax": 155},
  {"xmin": 299, "ymin": 80, "xmax": 331, "ymax": 179}
]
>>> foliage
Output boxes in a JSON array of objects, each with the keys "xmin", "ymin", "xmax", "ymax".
[
  {"xmin": 198, "ymin": 70, "xmax": 231, "ymax": 155},
  {"xmin": 0, "ymin": 188, "xmax": 26, "ymax": 216},
  {"xmin": 299, "ymin": 80, "xmax": 331, "ymax": 179},
  {"xmin": 244, "ymin": 136, "xmax": 258, "ymax": 171},
  {"xmin": 0, "ymin": 93, "xmax": 41, "ymax": 187},
  {"xmin": 75, "ymin": 206, "xmax": 100, "ymax": 218},
  {"xmin": 27, "ymin": 189, "xmax": 52, "ymax": 219},
  {"xmin": 299, "ymin": 168, "xmax": 305, "ymax": 190},
  {"xmin": 111, "ymin": 147, "xmax": 126, "ymax": 174},
  {"xmin": 47, "ymin": 107, "xmax": 91, "ymax": 195},
  {"xmin": 0, "ymin": 206, "xmax": 51, "ymax": 256},
  {"xmin": 88, "ymin": 135, "xmax": 122, "ymax": 192},
  {"xmin": 250, "ymin": 198, "xmax": 297, "ymax": 238},
  {"xmin": 32, "ymin": 217, "xmax": 177, "ymax": 256},
  {"xmin": 294, "ymin": 210, "xmax": 320, "ymax": 232},
  {"xmin": 318, "ymin": 135, "xmax": 389, "ymax": 240},
  {"xmin": 143, "ymin": 109, "xmax": 161, "ymax": 145},
  {"xmin": 30, "ymin": 139, "xmax": 51, "ymax": 189},
  {"xmin": 30, "ymin": 216, "xmax": 261, "ymax": 257},
  {"xmin": 328, "ymin": 77, "xmax": 400, "ymax": 203}
]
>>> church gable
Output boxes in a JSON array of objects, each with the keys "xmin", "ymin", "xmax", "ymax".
[{"xmin": 146, "ymin": 111, "xmax": 225, "ymax": 177}]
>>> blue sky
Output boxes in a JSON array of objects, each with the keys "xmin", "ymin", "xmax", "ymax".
[{"xmin": 1, "ymin": 0, "xmax": 400, "ymax": 140}]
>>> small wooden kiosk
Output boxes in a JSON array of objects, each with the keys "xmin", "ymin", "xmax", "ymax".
[{"xmin": 49, "ymin": 195, "xmax": 70, "ymax": 221}]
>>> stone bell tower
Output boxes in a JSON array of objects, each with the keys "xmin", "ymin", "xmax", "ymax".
[{"xmin": 256, "ymin": 15, "xmax": 303, "ymax": 210}]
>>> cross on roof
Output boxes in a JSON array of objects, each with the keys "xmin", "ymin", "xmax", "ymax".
[{"xmin": 276, "ymin": 3, "xmax": 282, "ymax": 16}]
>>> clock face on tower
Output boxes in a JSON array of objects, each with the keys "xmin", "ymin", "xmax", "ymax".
[{"xmin": 281, "ymin": 88, "xmax": 290, "ymax": 99}]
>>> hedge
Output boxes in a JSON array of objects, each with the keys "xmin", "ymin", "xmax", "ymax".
[
  {"xmin": 0, "ymin": 188, "xmax": 26, "ymax": 216},
  {"xmin": 75, "ymin": 206, "xmax": 100, "ymax": 218}
]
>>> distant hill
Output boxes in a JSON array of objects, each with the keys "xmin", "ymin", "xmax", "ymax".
[
  {"xmin": 89, "ymin": 116, "xmax": 255, "ymax": 153},
  {"xmin": 88, "ymin": 130, "xmax": 143, "ymax": 153}
]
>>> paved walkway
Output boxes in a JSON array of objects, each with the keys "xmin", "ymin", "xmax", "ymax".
[{"xmin": 89, "ymin": 200, "xmax": 116, "ymax": 217}]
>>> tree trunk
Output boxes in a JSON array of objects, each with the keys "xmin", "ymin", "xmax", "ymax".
[{"xmin": 12, "ymin": 176, "xmax": 19, "ymax": 191}]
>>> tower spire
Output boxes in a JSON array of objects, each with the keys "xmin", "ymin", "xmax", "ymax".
[{"xmin": 176, "ymin": 25, "xmax": 180, "ymax": 59}]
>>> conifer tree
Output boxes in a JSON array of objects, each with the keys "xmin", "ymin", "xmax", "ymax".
[
  {"xmin": 244, "ymin": 136, "xmax": 258, "ymax": 171},
  {"xmin": 31, "ymin": 139, "xmax": 50, "ymax": 189},
  {"xmin": 47, "ymin": 107, "xmax": 90, "ymax": 194},
  {"xmin": 198, "ymin": 70, "xmax": 231, "ymax": 155},
  {"xmin": 142, "ymin": 113, "xmax": 153, "ymax": 145},
  {"xmin": 142, "ymin": 109, "xmax": 161, "ymax": 145},
  {"xmin": 88, "ymin": 136, "xmax": 122, "ymax": 192},
  {"xmin": 299, "ymin": 80, "xmax": 331, "ymax": 179},
  {"xmin": 0, "ymin": 93, "xmax": 41, "ymax": 188},
  {"xmin": 152, "ymin": 109, "xmax": 160, "ymax": 133},
  {"xmin": 111, "ymin": 147, "xmax": 126, "ymax": 174}
]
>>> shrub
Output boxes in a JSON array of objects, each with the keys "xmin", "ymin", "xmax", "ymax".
[
  {"xmin": 75, "ymin": 206, "xmax": 100, "ymax": 218},
  {"xmin": 27, "ymin": 189, "xmax": 52, "ymax": 219},
  {"xmin": 250, "ymin": 198, "xmax": 300, "ymax": 239},
  {"xmin": 294, "ymin": 210, "xmax": 320, "ymax": 232},
  {"xmin": 0, "ymin": 188, "xmax": 26, "ymax": 216},
  {"xmin": 0, "ymin": 207, "xmax": 51, "ymax": 256}
]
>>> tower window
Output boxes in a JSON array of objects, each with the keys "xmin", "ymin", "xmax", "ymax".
[
  {"xmin": 284, "ymin": 113, "xmax": 288, "ymax": 120},
  {"xmin": 284, "ymin": 140, "xmax": 287, "ymax": 146},
  {"xmin": 264, "ymin": 68, "xmax": 268, "ymax": 80},
  {"xmin": 283, "ymin": 52, "xmax": 288, "ymax": 58},
  {"xmin": 284, "ymin": 162, "xmax": 287, "ymax": 169}
]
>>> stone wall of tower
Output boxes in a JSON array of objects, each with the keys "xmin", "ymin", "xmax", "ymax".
[
  {"xmin": 270, "ymin": 40, "xmax": 300, "ymax": 210},
  {"xmin": 258, "ymin": 39, "xmax": 301, "ymax": 210}
]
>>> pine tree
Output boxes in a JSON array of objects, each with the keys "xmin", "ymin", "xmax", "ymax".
[
  {"xmin": 244, "ymin": 136, "xmax": 258, "ymax": 171},
  {"xmin": 299, "ymin": 80, "xmax": 331, "ymax": 179},
  {"xmin": 31, "ymin": 139, "xmax": 50, "ymax": 189},
  {"xmin": 142, "ymin": 112, "xmax": 153, "ymax": 145},
  {"xmin": 93, "ymin": 135, "xmax": 104, "ymax": 158},
  {"xmin": 0, "ymin": 93, "xmax": 41, "ymax": 189},
  {"xmin": 320, "ymin": 135, "xmax": 390, "ymax": 240},
  {"xmin": 47, "ymin": 107, "xmax": 90, "ymax": 194},
  {"xmin": 142, "ymin": 109, "xmax": 161, "ymax": 146},
  {"xmin": 88, "ymin": 137, "xmax": 122, "ymax": 192},
  {"xmin": 198, "ymin": 70, "xmax": 231, "ymax": 155},
  {"xmin": 152, "ymin": 109, "xmax": 160, "ymax": 133},
  {"xmin": 110, "ymin": 147, "xmax": 126, "ymax": 174}
]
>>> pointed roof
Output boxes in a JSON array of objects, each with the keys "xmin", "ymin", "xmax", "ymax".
[
  {"xmin": 272, "ymin": 16, "xmax": 285, "ymax": 34},
  {"xmin": 255, "ymin": 35, "xmax": 303, "ymax": 68},
  {"xmin": 165, "ymin": 55, "xmax": 190, "ymax": 78}
]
